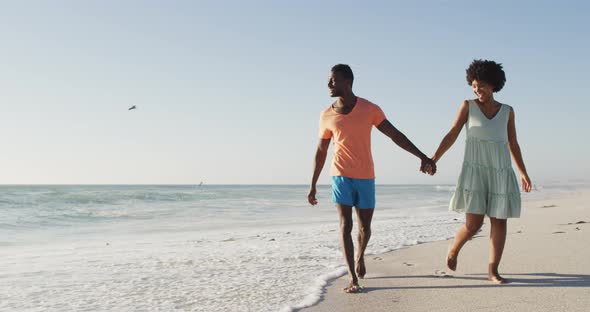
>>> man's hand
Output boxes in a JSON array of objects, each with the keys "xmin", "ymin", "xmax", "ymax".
[
  {"xmin": 420, "ymin": 157, "xmax": 437, "ymax": 175},
  {"xmin": 308, "ymin": 187, "xmax": 318, "ymax": 205}
]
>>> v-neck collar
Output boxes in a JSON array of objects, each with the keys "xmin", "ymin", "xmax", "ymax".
[
  {"xmin": 331, "ymin": 97, "xmax": 359, "ymax": 116},
  {"xmin": 474, "ymin": 100, "xmax": 503, "ymax": 121}
]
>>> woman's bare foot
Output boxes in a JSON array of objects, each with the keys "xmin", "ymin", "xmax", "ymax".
[
  {"xmin": 488, "ymin": 264, "xmax": 507, "ymax": 284},
  {"xmin": 356, "ymin": 257, "xmax": 366, "ymax": 279},
  {"xmin": 447, "ymin": 250, "xmax": 458, "ymax": 271},
  {"xmin": 488, "ymin": 274, "xmax": 507, "ymax": 284}
]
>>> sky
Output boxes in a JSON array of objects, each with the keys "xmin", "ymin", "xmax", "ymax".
[{"xmin": 1, "ymin": 0, "xmax": 588, "ymax": 185}]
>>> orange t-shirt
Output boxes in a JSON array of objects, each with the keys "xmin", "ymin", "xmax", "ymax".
[{"xmin": 318, "ymin": 97, "xmax": 386, "ymax": 179}]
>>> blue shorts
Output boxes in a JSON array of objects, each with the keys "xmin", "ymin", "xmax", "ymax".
[{"xmin": 331, "ymin": 176, "xmax": 376, "ymax": 209}]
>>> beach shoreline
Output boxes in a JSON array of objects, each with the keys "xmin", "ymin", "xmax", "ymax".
[{"xmin": 300, "ymin": 189, "xmax": 590, "ymax": 312}]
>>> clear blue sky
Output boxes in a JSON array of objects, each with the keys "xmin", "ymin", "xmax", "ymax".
[{"xmin": 1, "ymin": 1, "xmax": 588, "ymax": 185}]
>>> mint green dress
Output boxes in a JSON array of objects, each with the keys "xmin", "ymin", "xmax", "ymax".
[{"xmin": 449, "ymin": 100, "xmax": 521, "ymax": 219}]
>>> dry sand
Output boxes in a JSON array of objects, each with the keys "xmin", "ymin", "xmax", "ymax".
[{"xmin": 302, "ymin": 190, "xmax": 590, "ymax": 312}]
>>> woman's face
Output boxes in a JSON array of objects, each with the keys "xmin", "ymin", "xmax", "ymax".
[{"xmin": 472, "ymin": 80, "xmax": 494, "ymax": 102}]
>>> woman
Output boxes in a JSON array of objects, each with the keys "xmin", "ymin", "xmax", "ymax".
[{"xmin": 432, "ymin": 59, "xmax": 532, "ymax": 284}]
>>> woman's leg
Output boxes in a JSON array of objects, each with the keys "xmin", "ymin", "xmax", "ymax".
[
  {"xmin": 488, "ymin": 217, "xmax": 508, "ymax": 283},
  {"xmin": 447, "ymin": 213, "xmax": 485, "ymax": 270}
]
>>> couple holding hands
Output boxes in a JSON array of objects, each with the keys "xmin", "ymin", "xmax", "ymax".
[{"xmin": 308, "ymin": 61, "xmax": 532, "ymax": 293}]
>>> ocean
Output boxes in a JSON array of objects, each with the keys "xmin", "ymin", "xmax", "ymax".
[{"xmin": 0, "ymin": 184, "xmax": 580, "ymax": 311}]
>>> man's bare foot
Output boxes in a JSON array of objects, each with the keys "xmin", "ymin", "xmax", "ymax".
[
  {"xmin": 488, "ymin": 264, "xmax": 507, "ymax": 284},
  {"xmin": 356, "ymin": 258, "xmax": 366, "ymax": 279},
  {"xmin": 446, "ymin": 250, "xmax": 458, "ymax": 271},
  {"xmin": 343, "ymin": 282, "xmax": 363, "ymax": 293}
]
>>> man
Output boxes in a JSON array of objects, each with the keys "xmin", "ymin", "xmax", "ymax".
[{"xmin": 308, "ymin": 64, "xmax": 436, "ymax": 293}]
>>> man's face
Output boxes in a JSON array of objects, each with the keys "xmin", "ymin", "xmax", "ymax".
[{"xmin": 328, "ymin": 71, "xmax": 350, "ymax": 97}]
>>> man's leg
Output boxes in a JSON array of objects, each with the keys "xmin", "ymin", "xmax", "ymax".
[
  {"xmin": 337, "ymin": 204, "xmax": 359, "ymax": 290},
  {"xmin": 447, "ymin": 213, "xmax": 484, "ymax": 271},
  {"xmin": 488, "ymin": 217, "xmax": 507, "ymax": 283},
  {"xmin": 355, "ymin": 207, "xmax": 374, "ymax": 278}
]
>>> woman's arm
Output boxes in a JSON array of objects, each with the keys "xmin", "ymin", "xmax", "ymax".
[
  {"xmin": 507, "ymin": 108, "xmax": 532, "ymax": 192},
  {"xmin": 431, "ymin": 100, "xmax": 469, "ymax": 163}
]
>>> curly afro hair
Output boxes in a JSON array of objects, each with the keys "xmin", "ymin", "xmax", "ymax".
[{"xmin": 466, "ymin": 59, "xmax": 506, "ymax": 92}]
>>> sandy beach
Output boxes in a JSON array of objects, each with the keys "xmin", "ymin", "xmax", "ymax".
[{"xmin": 302, "ymin": 189, "xmax": 590, "ymax": 312}]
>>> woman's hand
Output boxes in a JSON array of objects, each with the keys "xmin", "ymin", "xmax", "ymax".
[
  {"xmin": 420, "ymin": 157, "xmax": 437, "ymax": 175},
  {"xmin": 521, "ymin": 174, "xmax": 532, "ymax": 193}
]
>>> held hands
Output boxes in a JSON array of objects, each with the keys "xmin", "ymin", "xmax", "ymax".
[
  {"xmin": 420, "ymin": 157, "xmax": 437, "ymax": 176},
  {"xmin": 307, "ymin": 187, "xmax": 318, "ymax": 205},
  {"xmin": 521, "ymin": 174, "xmax": 532, "ymax": 193}
]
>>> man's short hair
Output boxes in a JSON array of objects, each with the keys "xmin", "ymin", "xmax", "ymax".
[{"xmin": 331, "ymin": 64, "xmax": 354, "ymax": 87}]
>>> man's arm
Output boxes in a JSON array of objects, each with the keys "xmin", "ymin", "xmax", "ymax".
[
  {"xmin": 308, "ymin": 138, "xmax": 331, "ymax": 205},
  {"xmin": 376, "ymin": 120, "xmax": 436, "ymax": 174}
]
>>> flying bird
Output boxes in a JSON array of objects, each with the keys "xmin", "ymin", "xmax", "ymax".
[{"xmin": 128, "ymin": 105, "xmax": 137, "ymax": 111}]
